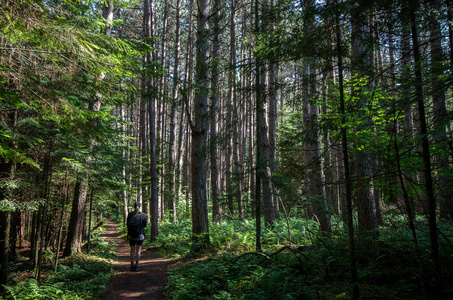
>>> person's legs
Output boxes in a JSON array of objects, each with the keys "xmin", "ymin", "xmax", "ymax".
[
  {"xmin": 134, "ymin": 240, "xmax": 143, "ymax": 270},
  {"xmin": 135, "ymin": 245, "xmax": 141, "ymax": 261},
  {"xmin": 129, "ymin": 241, "xmax": 137, "ymax": 271},
  {"xmin": 130, "ymin": 245, "xmax": 135, "ymax": 262}
]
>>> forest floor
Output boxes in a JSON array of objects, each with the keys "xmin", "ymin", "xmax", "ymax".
[{"xmin": 100, "ymin": 218, "xmax": 174, "ymax": 300}]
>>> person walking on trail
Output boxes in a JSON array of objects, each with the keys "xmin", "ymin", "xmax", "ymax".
[{"xmin": 127, "ymin": 202, "xmax": 147, "ymax": 271}]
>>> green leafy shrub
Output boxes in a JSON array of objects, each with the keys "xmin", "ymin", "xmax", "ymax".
[
  {"xmin": 87, "ymin": 236, "xmax": 116, "ymax": 259},
  {"xmin": 210, "ymin": 220, "xmax": 255, "ymax": 253},
  {"xmin": 166, "ymin": 250, "xmax": 320, "ymax": 299},
  {"xmin": 4, "ymin": 232, "xmax": 115, "ymax": 300},
  {"xmin": 151, "ymin": 219, "xmax": 192, "ymax": 258},
  {"xmin": 46, "ymin": 255, "xmax": 113, "ymax": 299},
  {"xmin": 110, "ymin": 214, "xmax": 123, "ymax": 223},
  {"xmin": 164, "ymin": 215, "xmax": 453, "ymax": 299}
]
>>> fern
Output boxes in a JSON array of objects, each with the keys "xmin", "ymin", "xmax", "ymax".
[{"xmin": 3, "ymin": 278, "xmax": 66, "ymax": 300}]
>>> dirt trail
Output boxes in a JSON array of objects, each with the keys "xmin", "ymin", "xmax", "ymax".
[{"xmin": 100, "ymin": 218, "xmax": 174, "ymax": 299}]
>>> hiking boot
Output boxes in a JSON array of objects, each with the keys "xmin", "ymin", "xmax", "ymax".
[
  {"xmin": 135, "ymin": 263, "xmax": 139, "ymax": 271},
  {"xmin": 131, "ymin": 263, "xmax": 136, "ymax": 271}
]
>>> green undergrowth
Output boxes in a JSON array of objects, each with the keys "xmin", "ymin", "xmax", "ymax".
[
  {"xmin": 153, "ymin": 216, "xmax": 453, "ymax": 299},
  {"xmin": 110, "ymin": 214, "xmax": 128, "ymax": 238},
  {"xmin": 2, "ymin": 224, "xmax": 116, "ymax": 300}
]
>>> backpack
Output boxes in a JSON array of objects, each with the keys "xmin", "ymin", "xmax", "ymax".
[{"xmin": 127, "ymin": 212, "xmax": 142, "ymax": 239}]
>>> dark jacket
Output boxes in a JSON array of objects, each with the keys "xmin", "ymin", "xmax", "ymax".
[{"xmin": 127, "ymin": 211, "xmax": 147, "ymax": 239}]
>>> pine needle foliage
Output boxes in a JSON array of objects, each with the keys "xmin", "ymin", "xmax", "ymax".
[{"xmin": 0, "ymin": 0, "xmax": 149, "ymax": 168}]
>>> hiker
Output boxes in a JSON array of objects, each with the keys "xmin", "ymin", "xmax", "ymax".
[{"xmin": 127, "ymin": 202, "xmax": 147, "ymax": 271}]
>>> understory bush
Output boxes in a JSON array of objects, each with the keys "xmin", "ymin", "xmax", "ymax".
[
  {"xmin": 161, "ymin": 216, "xmax": 453, "ymax": 299},
  {"xmin": 2, "ymin": 228, "xmax": 115, "ymax": 300},
  {"xmin": 152, "ymin": 219, "xmax": 193, "ymax": 258}
]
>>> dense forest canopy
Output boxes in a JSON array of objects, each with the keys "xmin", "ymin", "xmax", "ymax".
[{"xmin": 1, "ymin": 0, "xmax": 453, "ymax": 298}]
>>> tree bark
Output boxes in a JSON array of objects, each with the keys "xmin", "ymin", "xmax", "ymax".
[
  {"xmin": 303, "ymin": 0, "xmax": 330, "ymax": 235},
  {"xmin": 258, "ymin": 0, "xmax": 274, "ymax": 227},
  {"xmin": 400, "ymin": 3, "xmax": 417, "ymax": 216},
  {"xmin": 144, "ymin": 0, "xmax": 159, "ymax": 240},
  {"xmin": 336, "ymin": 1, "xmax": 359, "ymax": 297},
  {"xmin": 63, "ymin": 178, "xmax": 82, "ymax": 257},
  {"xmin": 428, "ymin": 0, "xmax": 453, "ymax": 219},
  {"xmin": 254, "ymin": 0, "xmax": 261, "ymax": 250},
  {"xmin": 177, "ymin": 0, "xmax": 194, "ymax": 204},
  {"xmin": 448, "ymin": 0, "xmax": 453, "ymax": 84},
  {"xmin": 120, "ymin": 104, "xmax": 129, "ymax": 224},
  {"xmin": 191, "ymin": 0, "xmax": 210, "ymax": 245},
  {"xmin": 350, "ymin": 1, "xmax": 378, "ymax": 235},
  {"xmin": 210, "ymin": 0, "xmax": 221, "ymax": 222},
  {"xmin": 410, "ymin": 0, "xmax": 440, "ymax": 281},
  {"xmin": 139, "ymin": 77, "xmax": 147, "ymax": 206},
  {"xmin": 0, "ymin": 211, "xmax": 11, "ymax": 293},
  {"xmin": 230, "ymin": 0, "xmax": 243, "ymax": 219},
  {"xmin": 0, "ymin": 122, "xmax": 12, "ymax": 291},
  {"xmin": 167, "ymin": 0, "xmax": 182, "ymax": 222},
  {"xmin": 268, "ymin": 62, "xmax": 278, "ymax": 219}
]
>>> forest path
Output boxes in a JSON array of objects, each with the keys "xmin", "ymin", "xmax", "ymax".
[{"xmin": 100, "ymin": 218, "xmax": 174, "ymax": 299}]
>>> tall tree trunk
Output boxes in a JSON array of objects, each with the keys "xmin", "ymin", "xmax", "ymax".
[
  {"xmin": 400, "ymin": 4, "xmax": 417, "ymax": 216},
  {"xmin": 30, "ymin": 210, "xmax": 37, "ymax": 264},
  {"xmin": 0, "ymin": 211, "xmax": 11, "ymax": 294},
  {"xmin": 336, "ymin": 1, "xmax": 359, "ymax": 298},
  {"xmin": 158, "ymin": 0, "xmax": 169, "ymax": 221},
  {"xmin": 303, "ymin": 0, "xmax": 330, "ymax": 235},
  {"xmin": 177, "ymin": 0, "xmax": 194, "ymax": 202},
  {"xmin": 54, "ymin": 200, "xmax": 66, "ymax": 272},
  {"xmin": 167, "ymin": 0, "xmax": 182, "ymax": 222},
  {"xmin": 268, "ymin": 62, "xmax": 278, "ymax": 219},
  {"xmin": 410, "ymin": 0, "xmax": 440, "ymax": 282},
  {"xmin": 308, "ymin": 78, "xmax": 331, "ymax": 235},
  {"xmin": 120, "ymin": 104, "xmax": 129, "ymax": 224},
  {"xmin": 447, "ymin": 0, "xmax": 453, "ymax": 160},
  {"xmin": 238, "ymin": 12, "xmax": 250, "ymax": 215},
  {"xmin": 248, "ymin": 38, "xmax": 256, "ymax": 217},
  {"xmin": 254, "ymin": 0, "xmax": 262, "ymax": 250},
  {"xmin": 160, "ymin": 100, "xmax": 166, "ymax": 220},
  {"xmin": 190, "ymin": 0, "xmax": 210, "ymax": 246},
  {"xmin": 230, "ymin": 0, "xmax": 242, "ymax": 219},
  {"xmin": 35, "ymin": 204, "xmax": 47, "ymax": 282},
  {"xmin": 267, "ymin": 0, "xmax": 279, "ymax": 219},
  {"xmin": 258, "ymin": 0, "xmax": 274, "ymax": 227},
  {"xmin": 63, "ymin": 178, "xmax": 82, "ymax": 257},
  {"xmin": 184, "ymin": 125, "xmax": 191, "ymax": 217},
  {"xmin": 302, "ymin": 65, "xmax": 312, "ymax": 217},
  {"xmin": 350, "ymin": 2, "xmax": 378, "ymax": 236},
  {"xmin": 144, "ymin": 0, "xmax": 159, "ymax": 240},
  {"xmin": 139, "ymin": 84, "xmax": 147, "ymax": 206},
  {"xmin": 226, "ymin": 62, "xmax": 233, "ymax": 216},
  {"xmin": 0, "ymin": 113, "xmax": 12, "ymax": 291},
  {"xmin": 86, "ymin": 187, "xmax": 94, "ymax": 253},
  {"xmin": 386, "ymin": 21, "xmax": 400, "ymax": 211},
  {"xmin": 429, "ymin": 0, "xmax": 453, "ymax": 219},
  {"xmin": 448, "ymin": 0, "xmax": 453, "ymax": 80},
  {"xmin": 128, "ymin": 99, "xmax": 135, "ymax": 211},
  {"xmin": 325, "ymin": 4, "xmax": 340, "ymax": 215},
  {"xmin": 210, "ymin": 0, "xmax": 221, "ymax": 222},
  {"xmin": 9, "ymin": 211, "xmax": 18, "ymax": 263},
  {"xmin": 36, "ymin": 154, "xmax": 52, "ymax": 282},
  {"xmin": 18, "ymin": 211, "xmax": 24, "ymax": 249}
]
